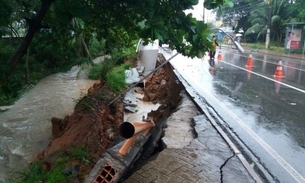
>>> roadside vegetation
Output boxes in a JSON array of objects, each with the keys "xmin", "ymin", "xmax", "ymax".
[
  {"xmin": 242, "ymin": 41, "xmax": 284, "ymax": 52},
  {"xmin": 216, "ymin": 0, "xmax": 305, "ymax": 53},
  {"xmin": 6, "ymin": 147, "xmax": 90, "ymax": 183},
  {"xmin": 0, "ymin": 0, "xmax": 231, "ymax": 107},
  {"xmin": 0, "ymin": 0, "xmax": 240, "ymax": 182},
  {"xmin": 0, "ymin": 36, "xmax": 106, "ymax": 106}
]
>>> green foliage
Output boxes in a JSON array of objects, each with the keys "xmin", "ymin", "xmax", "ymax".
[
  {"xmin": 88, "ymin": 56, "xmax": 116, "ymax": 80},
  {"xmin": 72, "ymin": 147, "xmax": 89, "ymax": 160},
  {"xmin": 0, "ymin": 41, "xmax": 23, "ymax": 105},
  {"xmin": 89, "ymin": 38, "xmax": 106, "ymax": 58},
  {"xmin": 0, "ymin": 0, "xmax": 12, "ymax": 27},
  {"xmin": 245, "ymin": 0, "xmax": 296, "ymax": 43},
  {"xmin": 0, "ymin": 40, "xmax": 14, "ymax": 61},
  {"xmin": 244, "ymin": 42, "xmax": 284, "ymax": 52},
  {"xmin": 249, "ymin": 42, "xmax": 264, "ymax": 50},
  {"xmin": 88, "ymin": 63, "xmax": 105, "ymax": 80},
  {"xmin": 71, "ymin": 147, "xmax": 90, "ymax": 165},
  {"xmin": 0, "ymin": 30, "xmax": 105, "ymax": 105},
  {"xmin": 77, "ymin": 97, "xmax": 93, "ymax": 112},
  {"xmin": 88, "ymin": 47, "xmax": 130, "ymax": 80},
  {"xmin": 293, "ymin": 0, "xmax": 305, "ymax": 22},
  {"xmin": 6, "ymin": 161, "xmax": 73, "ymax": 183},
  {"xmin": 205, "ymin": 0, "xmax": 233, "ymax": 10},
  {"xmin": 106, "ymin": 62, "xmax": 131, "ymax": 92},
  {"xmin": 6, "ymin": 148, "xmax": 90, "ymax": 183},
  {"xmin": 1, "ymin": 0, "xmax": 228, "ymax": 104},
  {"xmin": 121, "ymin": 39, "xmax": 138, "ymax": 58}
]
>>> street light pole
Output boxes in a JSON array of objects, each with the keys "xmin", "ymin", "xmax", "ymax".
[{"xmin": 265, "ymin": 1, "xmax": 272, "ymax": 49}]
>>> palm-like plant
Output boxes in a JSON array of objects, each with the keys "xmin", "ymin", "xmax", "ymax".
[
  {"xmin": 245, "ymin": 0, "xmax": 295, "ymax": 43},
  {"xmin": 245, "ymin": 1, "xmax": 267, "ymax": 41}
]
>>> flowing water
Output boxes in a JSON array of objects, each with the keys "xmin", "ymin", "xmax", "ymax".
[{"xmin": 0, "ymin": 66, "xmax": 97, "ymax": 182}]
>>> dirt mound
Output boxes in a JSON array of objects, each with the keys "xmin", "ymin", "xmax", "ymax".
[{"xmin": 33, "ymin": 53, "xmax": 183, "ymax": 182}]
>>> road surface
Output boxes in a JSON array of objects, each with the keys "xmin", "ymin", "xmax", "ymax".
[{"xmin": 161, "ymin": 47, "xmax": 305, "ymax": 183}]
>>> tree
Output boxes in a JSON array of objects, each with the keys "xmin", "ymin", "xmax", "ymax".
[
  {"xmin": 215, "ymin": 0, "xmax": 262, "ymax": 26},
  {"xmin": 2, "ymin": 0, "xmax": 231, "ymax": 79},
  {"xmin": 5, "ymin": 0, "xmax": 55, "ymax": 77},
  {"xmin": 245, "ymin": 0, "xmax": 297, "ymax": 43},
  {"xmin": 290, "ymin": 0, "xmax": 305, "ymax": 21}
]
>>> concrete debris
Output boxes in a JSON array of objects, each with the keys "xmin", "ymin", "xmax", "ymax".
[
  {"xmin": 123, "ymin": 90, "xmax": 138, "ymax": 113},
  {"xmin": 125, "ymin": 68, "xmax": 141, "ymax": 84},
  {"xmin": 124, "ymin": 106, "xmax": 137, "ymax": 113}
]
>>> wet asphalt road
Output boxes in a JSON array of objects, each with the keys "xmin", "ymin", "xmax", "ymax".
[{"xmin": 162, "ymin": 47, "xmax": 305, "ymax": 183}]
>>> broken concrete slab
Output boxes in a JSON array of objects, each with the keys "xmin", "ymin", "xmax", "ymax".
[{"xmin": 125, "ymin": 68, "xmax": 141, "ymax": 84}]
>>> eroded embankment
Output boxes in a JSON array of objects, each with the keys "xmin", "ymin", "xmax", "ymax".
[{"xmin": 22, "ymin": 53, "xmax": 186, "ymax": 183}]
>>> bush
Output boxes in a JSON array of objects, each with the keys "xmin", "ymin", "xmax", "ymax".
[
  {"xmin": 88, "ymin": 57, "xmax": 115, "ymax": 80},
  {"xmin": 6, "ymin": 148, "xmax": 89, "ymax": 183},
  {"xmin": 88, "ymin": 63, "xmax": 104, "ymax": 80},
  {"xmin": 88, "ymin": 49, "xmax": 128, "ymax": 81},
  {"xmin": 89, "ymin": 38, "xmax": 106, "ymax": 58},
  {"xmin": 0, "ymin": 40, "xmax": 14, "ymax": 62},
  {"xmin": 121, "ymin": 39, "xmax": 138, "ymax": 58},
  {"xmin": 106, "ymin": 62, "xmax": 131, "ymax": 92}
]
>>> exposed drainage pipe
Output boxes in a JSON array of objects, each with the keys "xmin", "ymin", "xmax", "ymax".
[
  {"xmin": 108, "ymin": 52, "xmax": 179, "ymax": 106},
  {"xmin": 118, "ymin": 120, "xmax": 155, "ymax": 155},
  {"xmin": 119, "ymin": 120, "xmax": 155, "ymax": 139}
]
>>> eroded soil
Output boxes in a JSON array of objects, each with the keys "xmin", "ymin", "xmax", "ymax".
[{"xmin": 32, "ymin": 53, "xmax": 184, "ymax": 182}]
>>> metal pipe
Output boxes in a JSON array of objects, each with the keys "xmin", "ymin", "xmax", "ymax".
[{"xmin": 107, "ymin": 53, "xmax": 179, "ymax": 106}]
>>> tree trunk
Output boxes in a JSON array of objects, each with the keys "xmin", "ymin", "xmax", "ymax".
[
  {"xmin": 81, "ymin": 36, "xmax": 93, "ymax": 64},
  {"xmin": 5, "ymin": 0, "xmax": 55, "ymax": 79}
]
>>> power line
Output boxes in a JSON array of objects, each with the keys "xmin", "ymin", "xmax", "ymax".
[{"xmin": 220, "ymin": 1, "xmax": 265, "ymax": 21}]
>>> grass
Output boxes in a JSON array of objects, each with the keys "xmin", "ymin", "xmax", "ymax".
[
  {"xmin": 87, "ymin": 51, "xmax": 134, "ymax": 92},
  {"xmin": 241, "ymin": 42, "xmax": 284, "ymax": 52},
  {"xmin": 241, "ymin": 41, "xmax": 305, "ymax": 55},
  {"xmin": 106, "ymin": 62, "xmax": 131, "ymax": 92},
  {"xmin": 6, "ymin": 147, "xmax": 89, "ymax": 183}
]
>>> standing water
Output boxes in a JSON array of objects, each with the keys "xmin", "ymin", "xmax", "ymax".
[{"xmin": 0, "ymin": 66, "xmax": 97, "ymax": 182}]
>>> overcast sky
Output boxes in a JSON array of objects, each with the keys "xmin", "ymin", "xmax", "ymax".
[{"xmin": 184, "ymin": 0, "xmax": 215, "ymax": 22}]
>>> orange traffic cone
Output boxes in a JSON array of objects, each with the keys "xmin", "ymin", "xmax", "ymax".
[
  {"xmin": 217, "ymin": 50, "xmax": 222, "ymax": 60},
  {"xmin": 246, "ymin": 53, "xmax": 253, "ymax": 68},
  {"xmin": 273, "ymin": 59, "xmax": 285, "ymax": 78}
]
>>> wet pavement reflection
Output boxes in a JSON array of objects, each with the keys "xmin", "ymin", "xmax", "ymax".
[{"xmin": 169, "ymin": 48, "xmax": 305, "ymax": 183}]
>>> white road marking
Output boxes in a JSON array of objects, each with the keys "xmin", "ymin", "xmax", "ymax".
[
  {"xmin": 200, "ymin": 84, "xmax": 305, "ymax": 183},
  {"xmin": 222, "ymin": 60, "xmax": 305, "ymax": 94},
  {"xmin": 200, "ymin": 59, "xmax": 305, "ymax": 183},
  {"xmin": 229, "ymin": 51, "xmax": 305, "ymax": 72},
  {"xmin": 167, "ymin": 50, "xmax": 305, "ymax": 182}
]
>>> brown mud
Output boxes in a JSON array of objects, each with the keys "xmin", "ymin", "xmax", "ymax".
[{"xmin": 33, "ymin": 53, "xmax": 184, "ymax": 182}]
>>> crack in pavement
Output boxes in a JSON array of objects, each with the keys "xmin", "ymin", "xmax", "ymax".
[{"xmin": 220, "ymin": 153, "xmax": 236, "ymax": 183}]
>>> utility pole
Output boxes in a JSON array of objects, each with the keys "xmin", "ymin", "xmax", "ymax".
[{"xmin": 265, "ymin": 0, "xmax": 272, "ymax": 49}]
